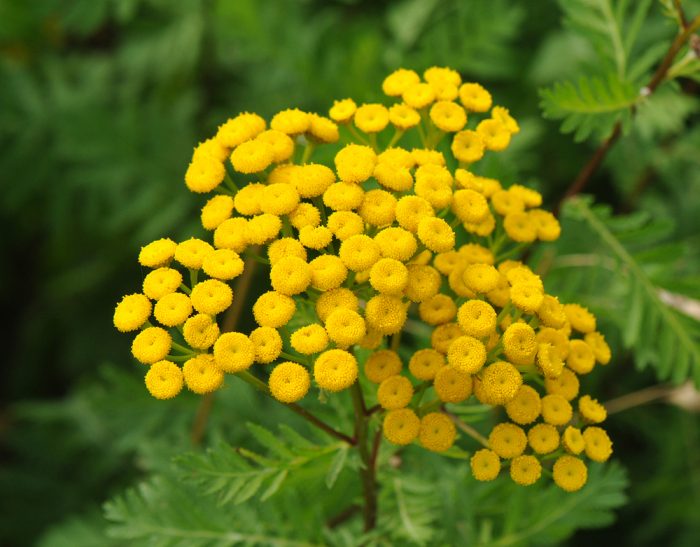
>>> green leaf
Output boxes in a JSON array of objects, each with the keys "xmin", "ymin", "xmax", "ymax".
[
  {"xmin": 539, "ymin": 73, "xmax": 638, "ymax": 141},
  {"xmin": 325, "ymin": 446, "xmax": 349, "ymax": 488}
]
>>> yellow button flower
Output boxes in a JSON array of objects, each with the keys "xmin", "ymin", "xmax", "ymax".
[
  {"xmin": 476, "ymin": 119, "xmax": 511, "ymax": 151},
  {"xmin": 249, "ymin": 326, "xmax": 283, "ymax": 364},
  {"xmin": 430, "ymin": 101, "xmax": 467, "ymax": 132},
  {"xmin": 459, "ymin": 82, "xmax": 492, "ymax": 112},
  {"xmin": 505, "ymin": 385, "xmax": 541, "ymax": 425},
  {"xmin": 201, "ymin": 195, "xmax": 234, "ymax": 230},
  {"xmin": 202, "ymin": 249, "xmax": 245, "ymax": 281},
  {"xmin": 183, "ymin": 314, "xmax": 220, "ymax": 350},
  {"xmin": 308, "ymin": 113, "xmax": 339, "ymax": 143},
  {"xmin": 433, "ymin": 366, "xmax": 472, "ymax": 403},
  {"xmin": 374, "ymin": 227, "xmax": 418, "ymax": 262},
  {"xmin": 457, "ymin": 300, "xmax": 496, "ymax": 338},
  {"xmin": 314, "ymin": 349, "xmax": 358, "ymax": 392},
  {"xmin": 479, "ymin": 361, "xmax": 522, "ymax": 405},
  {"xmin": 261, "ymin": 183, "xmax": 300, "ymax": 216},
  {"xmin": 290, "ymin": 324, "xmax": 329, "ymax": 355},
  {"xmin": 563, "ymin": 303, "xmax": 597, "ymax": 334},
  {"xmin": 114, "ymin": 293, "xmax": 152, "ymax": 332},
  {"xmin": 431, "ymin": 322, "xmax": 464, "ymax": 354},
  {"xmin": 270, "ymin": 108, "xmax": 310, "ymax": 135},
  {"xmin": 268, "ymin": 237, "xmax": 307, "ymax": 265},
  {"xmin": 334, "ymin": 144, "xmax": 377, "ymax": 183},
  {"xmin": 329, "ymin": 98, "xmax": 357, "ymax": 124},
  {"xmin": 245, "ymin": 213, "xmax": 282, "ymax": 245},
  {"xmin": 323, "ymin": 181, "xmax": 365, "ymax": 211},
  {"xmin": 470, "ymin": 449, "xmax": 501, "ymax": 481},
  {"xmin": 183, "ymin": 354, "xmax": 224, "ymax": 394},
  {"xmin": 269, "ymin": 361, "xmax": 311, "ymax": 403},
  {"xmin": 325, "ymin": 308, "xmax": 366, "ymax": 347},
  {"xmin": 447, "ymin": 335, "xmax": 487, "ymax": 374},
  {"xmin": 541, "ymin": 394, "xmax": 573, "ymax": 426},
  {"xmin": 579, "ymin": 395, "xmax": 607, "ymax": 424},
  {"xmin": 213, "ymin": 332, "xmax": 255, "ymax": 373},
  {"xmin": 583, "ymin": 426, "xmax": 613, "ymax": 462},
  {"xmin": 185, "ymin": 156, "xmax": 225, "ymax": 193},
  {"xmin": 216, "ymin": 112, "xmax": 266, "ymax": 147},
  {"xmin": 502, "ymin": 323, "xmax": 537, "ymax": 366},
  {"xmin": 528, "ymin": 423, "xmax": 560, "ymax": 454},
  {"xmin": 395, "ymin": 195, "xmax": 434, "ymax": 233},
  {"xmin": 408, "ymin": 348, "xmax": 445, "ymax": 381},
  {"xmin": 370, "ymin": 258, "xmax": 409, "ymax": 295},
  {"xmin": 154, "ymin": 293, "xmax": 192, "ymax": 327},
  {"xmin": 255, "ymin": 129, "xmax": 295, "ymax": 163},
  {"xmin": 270, "ymin": 256, "xmax": 312, "ymax": 296},
  {"xmin": 567, "ymin": 339, "xmax": 596, "ymax": 374},
  {"xmin": 309, "ymin": 255, "xmax": 347, "ymax": 291},
  {"xmin": 489, "ymin": 423, "xmax": 527, "ymax": 459},
  {"xmin": 145, "ymin": 360, "xmax": 184, "ymax": 400},
  {"xmin": 354, "ymin": 103, "xmax": 389, "ymax": 133},
  {"xmin": 377, "ymin": 375, "xmax": 414, "ymax": 410},
  {"xmin": 383, "ymin": 408, "xmax": 420, "ymax": 445},
  {"xmin": 510, "ymin": 455, "xmax": 542, "ymax": 486},
  {"xmin": 230, "ymin": 139, "xmax": 274, "ymax": 174},
  {"xmin": 253, "ymin": 291, "xmax": 296, "ymax": 328},
  {"xmin": 138, "ymin": 238, "xmax": 177, "ymax": 268},
  {"xmin": 553, "ymin": 455, "xmax": 587, "ymax": 492},
  {"xmin": 175, "ymin": 238, "xmax": 214, "ymax": 270},
  {"xmin": 418, "ymin": 294, "xmax": 457, "ymax": 326},
  {"xmin": 388, "ymin": 103, "xmax": 421, "ymax": 130},
  {"xmin": 451, "ymin": 129, "xmax": 484, "ymax": 163},
  {"xmin": 234, "ymin": 183, "xmax": 264, "ymax": 216},
  {"xmin": 190, "ymin": 279, "xmax": 233, "ymax": 315},
  {"xmin": 214, "ymin": 218, "xmax": 249, "ymax": 253},
  {"xmin": 131, "ymin": 327, "xmax": 172, "ymax": 365},
  {"xmin": 143, "ymin": 268, "xmax": 183, "ymax": 301},
  {"xmin": 315, "ymin": 288, "xmax": 359, "ymax": 322},
  {"xmin": 402, "ymin": 82, "xmax": 436, "ymax": 109},
  {"xmin": 339, "ymin": 234, "xmax": 381, "ymax": 272},
  {"xmin": 382, "ymin": 68, "xmax": 420, "ymax": 96},
  {"xmin": 365, "ymin": 294, "xmax": 407, "ymax": 335},
  {"xmin": 562, "ymin": 426, "xmax": 585, "ymax": 455},
  {"xmin": 358, "ymin": 189, "xmax": 397, "ymax": 227},
  {"xmin": 364, "ymin": 350, "xmax": 402, "ymax": 384},
  {"xmin": 291, "ymin": 163, "xmax": 336, "ymax": 198},
  {"xmin": 544, "ymin": 367, "xmax": 580, "ymax": 401},
  {"xmin": 419, "ymin": 412, "xmax": 456, "ymax": 452}
]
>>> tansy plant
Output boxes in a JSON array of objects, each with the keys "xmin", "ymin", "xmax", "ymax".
[{"xmin": 113, "ymin": 66, "xmax": 613, "ymax": 531}]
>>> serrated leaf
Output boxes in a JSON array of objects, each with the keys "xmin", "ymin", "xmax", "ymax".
[
  {"xmin": 247, "ymin": 422, "xmax": 296, "ymax": 459},
  {"xmin": 325, "ymin": 446, "xmax": 349, "ymax": 489}
]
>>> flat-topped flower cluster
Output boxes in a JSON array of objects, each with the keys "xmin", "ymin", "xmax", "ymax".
[{"xmin": 114, "ymin": 66, "xmax": 612, "ymax": 492}]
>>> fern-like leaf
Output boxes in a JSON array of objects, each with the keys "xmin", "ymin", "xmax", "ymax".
[{"xmin": 540, "ymin": 73, "xmax": 638, "ymax": 141}]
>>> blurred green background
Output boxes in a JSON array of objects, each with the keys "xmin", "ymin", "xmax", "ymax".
[{"xmin": 1, "ymin": 0, "xmax": 699, "ymax": 545}]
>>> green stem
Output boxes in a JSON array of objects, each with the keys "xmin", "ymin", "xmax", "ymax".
[
  {"xmin": 301, "ymin": 141, "xmax": 315, "ymax": 164},
  {"xmin": 171, "ymin": 340, "xmax": 194, "ymax": 354},
  {"xmin": 350, "ymin": 382, "xmax": 377, "ymax": 532},
  {"xmin": 387, "ymin": 129, "xmax": 405, "ymax": 148},
  {"xmin": 179, "ymin": 283, "xmax": 192, "ymax": 295},
  {"xmin": 189, "ymin": 268, "xmax": 199, "ymax": 288},
  {"xmin": 445, "ymin": 410, "xmax": 490, "ymax": 448},
  {"xmin": 223, "ymin": 171, "xmax": 238, "ymax": 193}
]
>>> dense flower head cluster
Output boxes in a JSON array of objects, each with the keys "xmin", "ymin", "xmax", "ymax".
[{"xmin": 114, "ymin": 66, "xmax": 612, "ymax": 493}]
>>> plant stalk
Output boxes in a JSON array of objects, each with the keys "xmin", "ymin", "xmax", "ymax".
[{"xmin": 350, "ymin": 381, "xmax": 378, "ymax": 532}]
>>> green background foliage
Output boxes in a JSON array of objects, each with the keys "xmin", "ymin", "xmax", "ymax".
[{"xmin": 1, "ymin": 0, "xmax": 699, "ymax": 545}]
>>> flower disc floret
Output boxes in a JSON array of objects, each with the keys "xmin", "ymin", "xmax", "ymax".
[
  {"xmin": 364, "ymin": 294, "xmax": 407, "ymax": 335},
  {"xmin": 325, "ymin": 308, "xmax": 366, "ymax": 347},
  {"xmin": 139, "ymin": 238, "xmax": 177, "ymax": 268},
  {"xmin": 430, "ymin": 101, "xmax": 467, "ymax": 132},
  {"xmin": 354, "ymin": 103, "xmax": 389, "ymax": 133},
  {"xmin": 114, "ymin": 294, "xmax": 152, "ymax": 332},
  {"xmin": 154, "ymin": 293, "xmax": 192, "ymax": 327},
  {"xmin": 364, "ymin": 350, "xmax": 403, "ymax": 383},
  {"xmin": 462, "ymin": 264, "xmax": 499, "ymax": 294},
  {"xmin": 250, "ymin": 326, "xmax": 283, "ymax": 364},
  {"xmin": 419, "ymin": 413, "xmax": 456, "ymax": 452},
  {"xmin": 471, "ymin": 449, "xmax": 500, "ymax": 481},
  {"xmin": 131, "ymin": 327, "xmax": 172, "ymax": 365},
  {"xmin": 309, "ymin": 255, "xmax": 348, "ymax": 291},
  {"xmin": 505, "ymin": 385, "xmax": 541, "ymax": 424},
  {"xmin": 489, "ymin": 423, "xmax": 527, "ymax": 459},
  {"xmin": 418, "ymin": 294, "xmax": 457, "ymax": 325},
  {"xmin": 214, "ymin": 218, "xmax": 249, "ymax": 252},
  {"xmin": 183, "ymin": 354, "xmax": 224, "ymax": 394},
  {"xmin": 382, "ymin": 68, "xmax": 421, "ymax": 96},
  {"xmin": 377, "ymin": 375, "xmax": 414, "ymax": 410},
  {"xmin": 143, "ymin": 268, "xmax": 182, "ymax": 301},
  {"xmin": 479, "ymin": 361, "xmax": 522, "ymax": 405},
  {"xmin": 185, "ymin": 156, "xmax": 225, "ymax": 193},
  {"xmin": 270, "ymin": 256, "xmax": 312, "ymax": 296},
  {"xmin": 230, "ymin": 139, "xmax": 274, "ymax": 173},
  {"xmin": 358, "ymin": 189, "xmax": 397, "ymax": 227},
  {"xmin": 567, "ymin": 339, "xmax": 596, "ymax": 374},
  {"xmin": 213, "ymin": 332, "xmax": 255, "ymax": 373},
  {"xmin": 528, "ymin": 423, "xmax": 560, "ymax": 454},
  {"xmin": 270, "ymin": 108, "xmax": 310, "ymax": 135},
  {"xmin": 433, "ymin": 366, "xmax": 472, "ymax": 402},
  {"xmin": 502, "ymin": 323, "xmax": 537, "ymax": 365},
  {"xmin": 541, "ymin": 394, "xmax": 573, "ymax": 426},
  {"xmin": 323, "ymin": 182, "xmax": 365, "ymax": 211},
  {"xmin": 190, "ymin": 279, "xmax": 233, "ymax": 315},
  {"xmin": 339, "ymin": 234, "xmax": 381, "ymax": 272},
  {"xmin": 374, "ymin": 227, "xmax": 417, "ymax": 262},
  {"xmin": 417, "ymin": 217, "xmax": 455, "ymax": 253},
  {"xmin": 175, "ymin": 238, "xmax": 214, "ymax": 270},
  {"xmin": 451, "ymin": 130, "xmax": 484, "ymax": 163},
  {"xmin": 145, "ymin": 360, "xmax": 184, "ymax": 399},
  {"xmin": 290, "ymin": 324, "xmax": 329, "ymax": 355},
  {"xmin": 583, "ymin": 427, "xmax": 613, "ymax": 462},
  {"xmin": 269, "ymin": 362, "xmax": 311, "ymax": 403},
  {"xmin": 183, "ymin": 314, "xmax": 220, "ymax": 350},
  {"xmin": 447, "ymin": 335, "xmax": 487, "ymax": 374},
  {"xmin": 329, "ymin": 98, "xmax": 357, "ymax": 123},
  {"xmin": 510, "ymin": 455, "xmax": 541, "ymax": 486},
  {"xmin": 370, "ymin": 258, "xmax": 409, "ymax": 295},
  {"xmin": 579, "ymin": 395, "xmax": 607, "ymax": 424},
  {"xmin": 334, "ymin": 144, "xmax": 377, "ymax": 183},
  {"xmin": 553, "ymin": 455, "xmax": 587, "ymax": 492},
  {"xmin": 383, "ymin": 408, "xmax": 420, "ymax": 445},
  {"xmin": 314, "ymin": 349, "xmax": 358, "ymax": 392},
  {"xmin": 459, "ymin": 83, "xmax": 492, "ymax": 112},
  {"xmin": 457, "ymin": 300, "xmax": 497, "ymax": 338},
  {"xmin": 253, "ymin": 291, "xmax": 296, "ymax": 328},
  {"xmin": 202, "ymin": 249, "xmax": 245, "ymax": 281}
]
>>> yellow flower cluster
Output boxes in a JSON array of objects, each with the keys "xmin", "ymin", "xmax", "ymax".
[{"xmin": 113, "ymin": 66, "xmax": 612, "ymax": 493}]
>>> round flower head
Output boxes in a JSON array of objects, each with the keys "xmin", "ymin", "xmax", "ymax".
[
  {"xmin": 216, "ymin": 112, "xmax": 266, "ymax": 147},
  {"xmin": 185, "ymin": 156, "xmax": 225, "ymax": 193},
  {"xmin": 460, "ymin": 243, "xmax": 495, "ymax": 264},
  {"xmin": 329, "ymin": 98, "xmax": 357, "ymax": 123},
  {"xmin": 562, "ymin": 426, "xmax": 585, "ymax": 455},
  {"xmin": 529, "ymin": 209, "xmax": 561, "ymax": 241},
  {"xmin": 419, "ymin": 413, "xmax": 456, "ymax": 452},
  {"xmin": 291, "ymin": 324, "xmax": 329, "ymax": 355},
  {"xmin": 154, "ymin": 293, "xmax": 193, "ymax": 327},
  {"xmin": 528, "ymin": 423, "xmax": 560, "ymax": 454},
  {"xmin": 253, "ymin": 291, "xmax": 296, "ymax": 328},
  {"xmin": 405, "ymin": 265, "xmax": 441, "ymax": 303},
  {"xmin": 201, "ymin": 195, "xmax": 234, "ymax": 230},
  {"xmin": 541, "ymin": 394, "xmax": 573, "ymax": 426},
  {"xmin": 412, "ymin": 148, "xmax": 446, "ymax": 166},
  {"xmin": 563, "ymin": 304, "xmax": 596, "ymax": 334},
  {"xmin": 430, "ymin": 101, "xmax": 467, "ymax": 132},
  {"xmin": 314, "ymin": 349, "xmax": 358, "ymax": 392},
  {"xmin": 328, "ymin": 211, "xmax": 364, "ymax": 241},
  {"xmin": 139, "ymin": 238, "xmax": 177, "ymax": 268},
  {"xmin": 323, "ymin": 182, "xmax": 365, "ymax": 211},
  {"xmin": 448, "ymin": 266, "xmax": 475, "ymax": 298},
  {"xmin": 213, "ymin": 332, "xmax": 255, "ymax": 373},
  {"xmin": 402, "ymin": 82, "xmax": 436, "ymax": 109},
  {"xmin": 291, "ymin": 163, "xmax": 336, "ymax": 199},
  {"xmin": 114, "ymin": 294, "xmax": 152, "ymax": 332},
  {"xmin": 447, "ymin": 335, "xmax": 487, "ymax": 374},
  {"xmin": 510, "ymin": 455, "xmax": 541, "ymax": 486},
  {"xmin": 378, "ymin": 146, "xmax": 415, "ymax": 168},
  {"xmin": 261, "ymin": 183, "xmax": 300, "ymax": 216},
  {"xmin": 536, "ymin": 343, "xmax": 565, "ymax": 378},
  {"xmin": 289, "ymin": 203, "xmax": 322, "ymax": 233},
  {"xmin": 298, "ymin": 226, "xmax": 333, "ymax": 250},
  {"xmin": 537, "ymin": 326, "xmax": 569, "ymax": 357},
  {"xmin": 315, "ymin": 288, "xmax": 358, "ymax": 322},
  {"xmin": 183, "ymin": 314, "xmax": 220, "ymax": 350},
  {"xmin": 214, "ymin": 218, "xmax": 249, "ymax": 253},
  {"xmin": 364, "ymin": 350, "xmax": 402, "ymax": 384},
  {"xmin": 451, "ymin": 129, "xmax": 484, "ymax": 163},
  {"xmin": 249, "ymin": 326, "xmax": 283, "ymax": 364},
  {"xmin": 377, "ymin": 375, "xmax": 414, "ymax": 410},
  {"xmin": 479, "ymin": 361, "xmax": 522, "ymax": 405},
  {"xmin": 270, "ymin": 256, "xmax": 311, "ymax": 296},
  {"xmin": 230, "ymin": 139, "xmax": 274, "ymax": 174},
  {"xmin": 566, "ymin": 339, "xmax": 596, "ymax": 375},
  {"xmin": 245, "ymin": 214, "xmax": 282, "ymax": 245},
  {"xmin": 145, "ymin": 360, "xmax": 184, "ymax": 400},
  {"xmin": 175, "ymin": 238, "xmax": 214, "ymax": 270},
  {"xmin": 433, "ymin": 366, "xmax": 472, "ymax": 403},
  {"xmin": 489, "ymin": 423, "xmax": 527, "ymax": 459},
  {"xmin": 143, "ymin": 268, "xmax": 183, "ymax": 301},
  {"xmin": 268, "ymin": 238, "xmax": 307, "ymax": 265},
  {"xmin": 334, "ymin": 144, "xmax": 376, "ymax": 183},
  {"xmin": 505, "ymin": 385, "xmax": 541, "ymax": 424},
  {"xmin": 504, "ymin": 212, "xmax": 537, "ymax": 243},
  {"xmin": 491, "ymin": 190, "xmax": 525, "ymax": 216},
  {"xmin": 370, "ymin": 258, "xmax": 409, "ymax": 295},
  {"xmin": 417, "ymin": 217, "xmax": 455, "ymax": 253},
  {"xmin": 202, "ymin": 249, "xmax": 245, "ymax": 281},
  {"xmin": 358, "ymin": 189, "xmax": 397, "ymax": 227},
  {"xmin": 190, "ymin": 279, "xmax": 233, "ymax": 316},
  {"xmin": 471, "ymin": 449, "xmax": 500, "ymax": 481},
  {"xmin": 408, "ymin": 348, "xmax": 445, "ymax": 381},
  {"xmin": 269, "ymin": 362, "xmax": 311, "ymax": 403},
  {"xmin": 364, "ymin": 294, "xmax": 407, "ymax": 335},
  {"xmin": 234, "ymin": 183, "xmax": 264, "ymax": 216},
  {"xmin": 419, "ymin": 294, "xmax": 457, "ymax": 325},
  {"xmin": 374, "ymin": 227, "xmax": 418, "ymax": 262},
  {"xmin": 131, "ymin": 327, "xmax": 172, "ymax": 365},
  {"xmin": 510, "ymin": 282, "xmax": 544, "ymax": 314},
  {"xmin": 270, "ymin": 108, "xmax": 310, "ymax": 135},
  {"xmin": 255, "ymin": 130, "xmax": 294, "ymax": 163},
  {"xmin": 325, "ymin": 308, "xmax": 366, "ymax": 347},
  {"xmin": 309, "ymin": 255, "xmax": 347, "ymax": 291},
  {"xmin": 457, "ymin": 300, "xmax": 497, "ymax": 338},
  {"xmin": 433, "ymin": 251, "xmax": 461, "ymax": 276},
  {"xmin": 388, "ymin": 103, "xmax": 421, "ymax": 130},
  {"xmin": 459, "ymin": 82, "xmax": 492, "ymax": 112},
  {"xmin": 584, "ymin": 331, "xmax": 612, "ymax": 365},
  {"xmin": 578, "ymin": 395, "xmax": 607, "ymax": 424},
  {"xmin": 183, "ymin": 354, "xmax": 224, "ymax": 394},
  {"xmin": 544, "ymin": 367, "xmax": 580, "ymax": 401},
  {"xmin": 553, "ymin": 455, "xmax": 588, "ymax": 492},
  {"xmin": 431, "ymin": 322, "xmax": 464, "ymax": 354},
  {"xmin": 502, "ymin": 323, "xmax": 537, "ymax": 366},
  {"xmin": 491, "ymin": 106, "xmax": 520, "ymax": 134},
  {"xmin": 477, "ymin": 119, "xmax": 511, "ymax": 151},
  {"xmin": 382, "ymin": 68, "xmax": 421, "ymax": 96},
  {"xmin": 583, "ymin": 427, "xmax": 613, "ymax": 462},
  {"xmin": 308, "ymin": 113, "xmax": 339, "ymax": 143},
  {"xmin": 462, "ymin": 264, "xmax": 499, "ymax": 294},
  {"xmin": 395, "ymin": 195, "xmax": 434, "ymax": 233},
  {"xmin": 424, "ymin": 66, "xmax": 461, "ymax": 86},
  {"xmin": 354, "ymin": 103, "xmax": 389, "ymax": 133},
  {"xmin": 383, "ymin": 408, "xmax": 421, "ymax": 445},
  {"xmin": 339, "ymin": 234, "xmax": 381, "ymax": 272}
]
